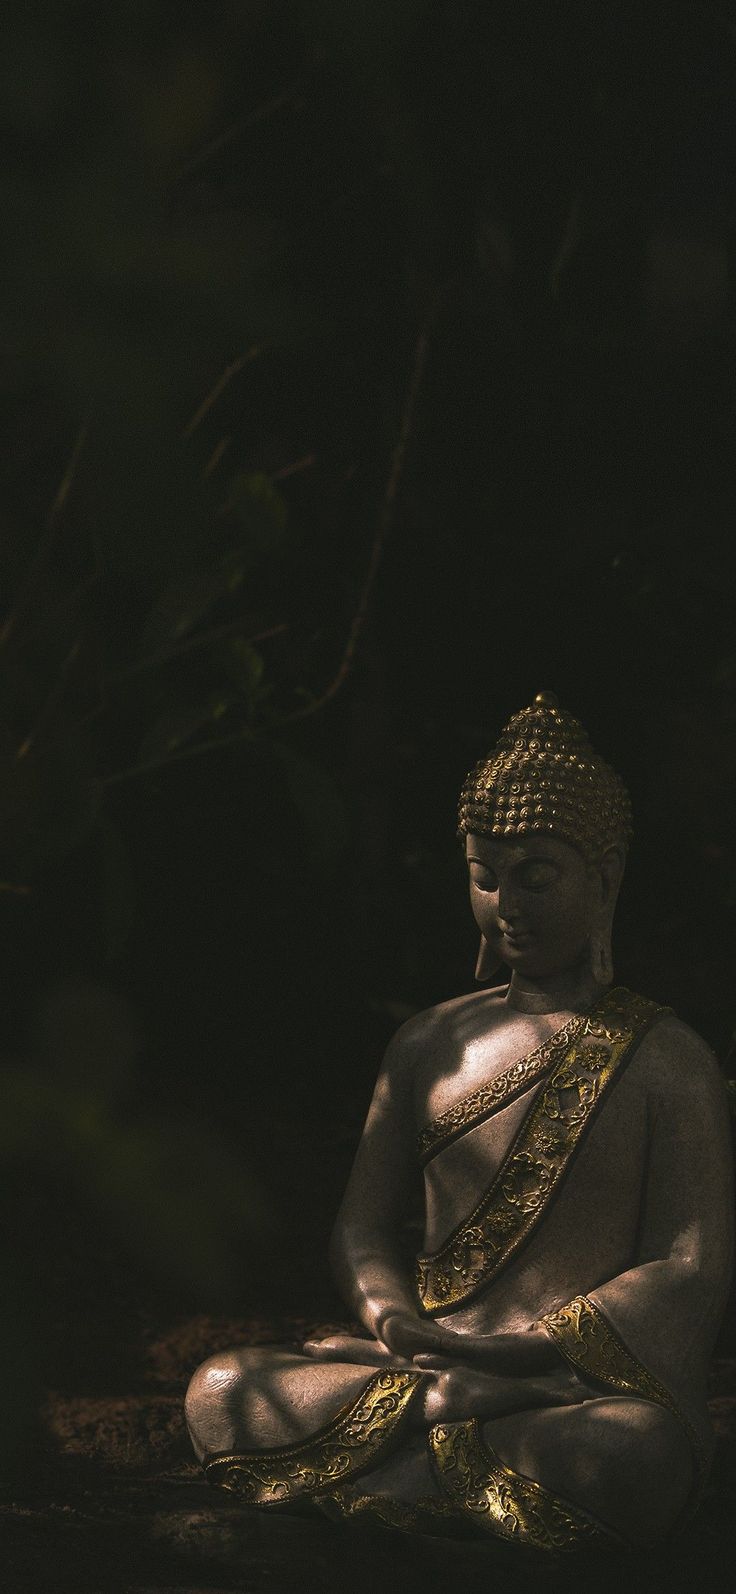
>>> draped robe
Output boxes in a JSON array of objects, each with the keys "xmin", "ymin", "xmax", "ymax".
[{"xmin": 193, "ymin": 988, "xmax": 734, "ymax": 1552}]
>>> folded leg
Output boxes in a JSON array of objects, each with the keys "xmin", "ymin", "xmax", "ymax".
[
  {"xmin": 184, "ymin": 1346, "xmax": 430, "ymax": 1512},
  {"xmin": 459, "ymin": 1396, "xmax": 695, "ymax": 1547},
  {"xmin": 314, "ymin": 1387, "xmax": 696, "ymax": 1549},
  {"xmin": 185, "ymin": 1346, "xmax": 389, "ymax": 1460},
  {"xmin": 185, "ymin": 1349, "xmax": 695, "ymax": 1548}
]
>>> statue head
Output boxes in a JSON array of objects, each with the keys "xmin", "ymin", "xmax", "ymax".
[{"xmin": 458, "ymin": 693, "xmax": 631, "ymax": 987}]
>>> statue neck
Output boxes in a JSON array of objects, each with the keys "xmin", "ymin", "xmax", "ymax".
[{"xmin": 505, "ymin": 966, "xmax": 608, "ymax": 1016}]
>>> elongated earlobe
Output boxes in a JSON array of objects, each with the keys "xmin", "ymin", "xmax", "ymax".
[
  {"xmin": 475, "ymin": 935, "xmax": 501, "ymax": 983},
  {"xmin": 589, "ymin": 927, "xmax": 614, "ymax": 986}
]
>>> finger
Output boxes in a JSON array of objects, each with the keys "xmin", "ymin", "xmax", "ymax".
[
  {"xmin": 303, "ymin": 1335, "xmax": 390, "ymax": 1366},
  {"xmin": 412, "ymin": 1354, "xmax": 455, "ymax": 1369},
  {"xmin": 303, "ymin": 1335, "xmax": 357, "ymax": 1356},
  {"xmin": 302, "ymin": 1338, "xmax": 337, "ymax": 1358},
  {"xmin": 394, "ymin": 1323, "xmax": 452, "ymax": 1350},
  {"xmin": 417, "ymin": 1322, "xmax": 463, "ymax": 1345},
  {"xmin": 416, "ymin": 1332, "xmax": 464, "ymax": 1356}
]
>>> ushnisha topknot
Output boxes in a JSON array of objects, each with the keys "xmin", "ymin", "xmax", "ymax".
[{"xmin": 457, "ymin": 691, "xmax": 633, "ymax": 862}]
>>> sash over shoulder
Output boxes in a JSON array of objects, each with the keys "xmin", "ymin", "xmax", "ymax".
[
  {"xmin": 417, "ymin": 1010, "xmax": 589, "ymax": 1166},
  {"xmin": 416, "ymin": 987, "xmax": 670, "ymax": 1315}
]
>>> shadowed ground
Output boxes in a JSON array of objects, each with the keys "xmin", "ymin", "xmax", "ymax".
[{"xmin": 3, "ymin": 1311, "xmax": 736, "ymax": 1594}]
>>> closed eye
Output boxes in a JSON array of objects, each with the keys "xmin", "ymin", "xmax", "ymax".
[
  {"xmin": 516, "ymin": 861, "xmax": 560, "ymax": 890},
  {"xmin": 469, "ymin": 864, "xmax": 498, "ymax": 892}
]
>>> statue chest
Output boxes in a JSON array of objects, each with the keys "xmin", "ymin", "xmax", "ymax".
[{"xmin": 419, "ymin": 1054, "xmax": 650, "ymax": 1321}]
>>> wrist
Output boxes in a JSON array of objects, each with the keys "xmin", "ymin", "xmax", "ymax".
[
  {"xmin": 372, "ymin": 1301, "xmax": 417, "ymax": 1338},
  {"xmin": 375, "ymin": 1307, "xmax": 414, "ymax": 1346}
]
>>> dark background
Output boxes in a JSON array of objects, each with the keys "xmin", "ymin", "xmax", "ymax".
[{"xmin": 2, "ymin": 0, "xmax": 736, "ymax": 1468}]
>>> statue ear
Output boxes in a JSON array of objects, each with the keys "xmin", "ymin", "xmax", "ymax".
[
  {"xmin": 588, "ymin": 926, "xmax": 614, "ymax": 986},
  {"xmin": 475, "ymin": 935, "xmax": 501, "ymax": 983},
  {"xmin": 599, "ymin": 844, "xmax": 626, "ymax": 908}
]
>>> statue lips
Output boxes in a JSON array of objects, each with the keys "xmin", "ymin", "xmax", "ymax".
[{"xmin": 500, "ymin": 928, "xmax": 533, "ymax": 948}]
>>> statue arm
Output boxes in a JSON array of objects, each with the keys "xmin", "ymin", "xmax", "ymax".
[
  {"xmin": 328, "ymin": 1013, "xmax": 458, "ymax": 1354},
  {"xmin": 423, "ymin": 1022, "xmax": 734, "ymax": 1392},
  {"xmin": 325, "ymin": 1013, "xmax": 570, "ymax": 1368},
  {"xmin": 540, "ymin": 1021, "xmax": 734, "ymax": 1412}
]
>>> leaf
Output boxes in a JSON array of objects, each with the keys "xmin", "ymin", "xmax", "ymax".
[
  {"xmin": 225, "ymin": 470, "xmax": 289, "ymax": 552},
  {"xmin": 138, "ymin": 694, "xmax": 235, "ymax": 764},
  {"xmin": 221, "ymin": 639, "xmax": 266, "ymax": 705},
  {"xmin": 137, "ymin": 473, "xmax": 288, "ymax": 656},
  {"xmin": 138, "ymin": 549, "xmax": 250, "ymax": 653},
  {"xmin": 239, "ymin": 471, "xmax": 288, "ymax": 531},
  {"xmin": 269, "ymin": 742, "xmax": 350, "ymax": 871}
]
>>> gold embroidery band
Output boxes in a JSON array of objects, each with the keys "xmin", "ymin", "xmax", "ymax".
[
  {"xmin": 416, "ymin": 988, "xmax": 668, "ymax": 1315},
  {"xmin": 316, "ymin": 1488, "xmax": 456, "ymax": 1534},
  {"xmin": 204, "ymin": 1368, "xmax": 426, "ymax": 1507},
  {"xmin": 428, "ymin": 1419, "xmax": 619, "ymax": 1552},
  {"xmin": 541, "ymin": 1294, "xmax": 706, "ymax": 1478},
  {"xmin": 417, "ymin": 1012, "xmax": 587, "ymax": 1166}
]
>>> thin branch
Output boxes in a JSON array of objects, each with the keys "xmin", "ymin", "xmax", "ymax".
[
  {"xmin": 101, "ymin": 722, "xmax": 259, "ymax": 789},
  {"xmin": 100, "ymin": 305, "xmax": 436, "ymax": 787},
  {"xmin": 271, "ymin": 452, "xmax": 316, "ymax": 483},
  {"xmin": 106, "ymin": 621, "xmax": 287, "ymax": 687},
  {"xmin": 46, "ymin": 420, "xmax": 89, "ymax": 532},
  {"xmin": 15, "ymin": 639, "xmax": 82, "ymax": 762},
  {"xmin": 202, "ymin": 435, "xmax": 231, "ymax": 479},
  {"xmin": 175, "ymin": 83, "xmax": 306, "ymax": 181},
  {"xmin": 279, "ymin": 304, "xmax": 437, "ymax": 725},
  {"xmin": 181, "ymin": 347, "xmax": 266, "ymax": 440},
  {"xmin": 0, "ymin": 418, "xmax": 89, "ymax": 647}
]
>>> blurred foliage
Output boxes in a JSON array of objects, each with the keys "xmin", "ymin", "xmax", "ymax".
[
  {"xmin": 3, "ymin": 978, "xmax": 274, "ymax": 1290},
  {"xmin": 1, "ymin": 0, "xmax": 736, "ymax": 1422}
]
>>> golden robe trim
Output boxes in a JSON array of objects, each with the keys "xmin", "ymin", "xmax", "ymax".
[
  {"xmin": 541, "ymin": 1293, "xmax": 705, "ymax": 1476},
  {"xmin": 428, "ymin": 1418, "xmax": 619, "ymax": 1551},
  {"xmin": 416, "ymin": 988, "xmax": 668, "ymax": 1315},
  {"xmin": 417, "ymin": 1011, "xmax": 587, "ymax": 1166},
  {"xmin": 204, "ymin": 1368, "xmax": 426, "ymax": 1506}
]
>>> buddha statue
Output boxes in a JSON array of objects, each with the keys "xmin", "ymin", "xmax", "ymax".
[{"xmin": 185, "ymin": 693, "xmax": 734, "ymax": 1554}]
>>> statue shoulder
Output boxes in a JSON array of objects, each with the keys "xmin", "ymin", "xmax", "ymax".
[
  {"xmin": 384, "ymin": 988, "xmax": 497, "ymax": 1075},
  {"xmin": 633, "ymin": 1009, "xmax": 728, "ymax": 1115}
]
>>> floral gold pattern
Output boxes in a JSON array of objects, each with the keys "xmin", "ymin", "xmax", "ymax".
[
  {"xmin": 316, "ymin": 1488, "xmax": 456, "ymax": 1534},
  {"xmin": 204, "ymin": 1369, "xmax": 426, "ymax": 1507},
  {"xmin": 416, "ymin": 988, "xmax": 668, "ymax": 1315},
  {"xmin": 417, "ymin": 1012, "xmax": 588, "ymax": 1166},
  {"xmin": 428, "ymin": 1419, "xmax": 618, "ymax": 1551},
  {"xmin": 540, "ymin": 1294, "xmax": 705, "ymax": 1477}
]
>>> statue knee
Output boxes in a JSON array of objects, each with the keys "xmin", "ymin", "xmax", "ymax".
[
  {"xmin": 568, "ymin": 1399, "xmax": 694, "ymax": 1543},
  {"xmin": 184, "ymin": 1350, "xmax": 249, "ymax": 1461}
]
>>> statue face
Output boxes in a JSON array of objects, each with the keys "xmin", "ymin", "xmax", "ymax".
[{"xmin": 465, "ymin": 832, "xmax": 605, "ymax": 979}]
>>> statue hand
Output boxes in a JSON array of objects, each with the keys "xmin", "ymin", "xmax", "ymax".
[
  {"xmin": 302, "ymin": 1333, "xmax": 413, "ymax": 1368},
  {"xmin": 413, "ymin": 1327, "xmax": 560, "ymax": 1374},
  {"xmin": 378, "ymin": 1312, "xmax": 468, "ymax": 1361}
]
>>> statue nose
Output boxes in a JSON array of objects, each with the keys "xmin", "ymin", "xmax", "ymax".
[{"xmin": 497, "ymin": 887, "xmax": 519, "ymax": 924}]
